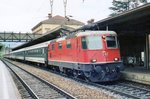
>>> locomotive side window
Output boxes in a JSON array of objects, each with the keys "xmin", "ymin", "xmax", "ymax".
[
  {"xmin": 81, "ymin": 36, "xmax": 103, "ymax": 50},
  {"xmin": 66, "ymin": 40, "xmax": 71, "ymax": 48},
  {"xmin": 106, "ymin": 36, "xmax": 118, "ymax": 48},
  {"xmin": 52, "ymin": 44, "xmax": 55, "ymax": 50},
  {"xmin": 58, "ymin": 42, "xmax": 62, "ymax": 49}
]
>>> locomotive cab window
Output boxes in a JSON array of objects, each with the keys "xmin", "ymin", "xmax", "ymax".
[
  {"xmin": 81, "ymin": 36, "xmax": 103, "ymax": 50},
  {"xmin": 106, "ymin": 36, "xmax": 118, "ymax": 48}
]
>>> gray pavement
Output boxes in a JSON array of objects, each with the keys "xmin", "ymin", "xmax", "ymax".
[{"xmin": 0, "ymin": 60, "xmax": 21, "ymax": 99}]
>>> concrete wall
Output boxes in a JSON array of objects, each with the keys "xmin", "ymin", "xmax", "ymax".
[
  {"xmin": 66, "ymin": 25, "xmax": 82, "ymax": 29},
  {"xmin": 32, "ymin": 24, "xmax": 82, "ymax": 35},
  {"xmin": 42, "ymin": 24, "xmax": 60, "ymax": 34},
  {"xmin": 32, "ymin": 25, "xmax": 43, "ymax": 34}
]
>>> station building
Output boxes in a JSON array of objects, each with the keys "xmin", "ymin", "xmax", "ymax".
[{"xmin": 32, "ymin": 15, "xmax": 84, "ymax": 35}]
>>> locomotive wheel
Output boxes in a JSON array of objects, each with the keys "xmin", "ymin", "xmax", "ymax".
[
  {"xmin": 63, "ymin": 68, "xmax": 73, "ymax": 77},
  {"xmin": 73, "ymin": 70, "xmax": 86, "ymax": 80},
  {"xmin": 73, "ymin": 70, "xmax": 78, "ymax": 78},
  {"xmin": 84, "ymin": 70, "xmax": 105, "ymax": 82},
  {"xmin": 91, "ymin": 71, "xmax": 105, "ymax": 82}
]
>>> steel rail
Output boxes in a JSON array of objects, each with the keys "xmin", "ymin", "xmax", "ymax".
[
  {"xmin": 118, "ymin": 82, "xmax": 150, "ymax": 92},
  {"xmin": 3, "ymin": 59, "xmax": 76, "ymax": 99}
]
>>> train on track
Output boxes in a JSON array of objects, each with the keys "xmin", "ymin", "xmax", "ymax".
[{"xmin": 4, "ymin": 31, "xmax": 124, "ymax": 82}]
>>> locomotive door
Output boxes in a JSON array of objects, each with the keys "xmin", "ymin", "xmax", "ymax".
[
  {"xmin": 48, "ymin": 44, "xmax": 52, "ymax": 60},
  {"xmin": 77, "ymin": 37, "xmax": 81, "ymax": 62},
  {"xmin": 45, "ymin": 47, "xmax": 48, "ymax": 66}
]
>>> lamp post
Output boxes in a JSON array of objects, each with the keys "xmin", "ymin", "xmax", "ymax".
[
  {"xmin": 65, "ymin": 15, "xmax": 73, "ymax": 21},
  {"xmin": 63, "ymin": 0, "xmax": 67, "ymax": 17},
  {"xmin": 49, "ymin": 0, "xmax": 54, "ymax": 16}
]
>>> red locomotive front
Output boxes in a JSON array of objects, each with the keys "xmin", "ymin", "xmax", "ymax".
[{"xmin": 48, "ymin": 31, "xmax": 124, "ymax": 82}]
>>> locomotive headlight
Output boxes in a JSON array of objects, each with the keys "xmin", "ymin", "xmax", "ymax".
[
  {"xmin": 114, "ymin": 58, "xmax": 119, "ymax": 61},
  {"xmin": 102, "ymin": 36, "xmax": 106, "ymax": 39},
  {"xmin": 91, "ymin": 59, "xmax": 97, "ymax": 63}
]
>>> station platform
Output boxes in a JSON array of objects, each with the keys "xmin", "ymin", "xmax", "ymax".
[
  {"xmin": 121, "ymin": 66, "xmax": 150, "ymax": 85},
  {"xmin": 0, "ymin": 60, "xmax": 21, "ymax": 99}
]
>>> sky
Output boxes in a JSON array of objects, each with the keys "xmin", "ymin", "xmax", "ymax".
[
  {"xmin": 0, "ymin": 0, "xmax": 114, "ymax": 48},
  {"xmin": 0, "ymin": 0, "xmax": 113, "ymax": 33}
]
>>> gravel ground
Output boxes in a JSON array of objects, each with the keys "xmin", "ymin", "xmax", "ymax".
[{"xmin": 7, "ymin": 60, "xmax": 123, "ymax": 99}]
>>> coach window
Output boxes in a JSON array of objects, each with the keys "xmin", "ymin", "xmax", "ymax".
[
  {"xmin": 66, "ymin": 40, "xmax": 71, "ymax": 48},
  {"xmin": 52, "ymin": 44, "xmax": 55, "ymax": 50},
  {"xmin": 58, "ymin": 42, "xmax": 62, "ymax": 49},
  {"xmin": 40, "ymin": 49, "xmax": 42, "ymax": 54},
  {"xmin": 42, "ymin": 48, "xmax": 44, "ymax": 54}
]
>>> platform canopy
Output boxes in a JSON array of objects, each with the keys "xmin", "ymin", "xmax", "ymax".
[
  {"xmin": 12, "ymin": 25, "xmax": 74, "ymax": 51},
  {"xmin": 76, "ymin": 3, "xmax": 150, "ymax": 36}
]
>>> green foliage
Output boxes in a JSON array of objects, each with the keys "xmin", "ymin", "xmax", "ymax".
[
  {"xmin": 109, "ymin": 1, "xmax": 128, "ymax": 16},
  {"xmin": 109, "ymin": 0, "xmax": 148, "ymax": 17},
  {"xmin": 141, "ymin": 0, "xmax": 148, "ymax": 3},
  {"xmin": 109, "ymin": 13, "xmax": 118, "ymax": 17}
]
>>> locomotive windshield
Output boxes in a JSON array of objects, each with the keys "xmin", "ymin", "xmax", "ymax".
[
  {"xmin": 81, "ymin": 36, "xmax": 103, "ymax": 50},
  {"xmin": 106, "ymin": 36, "xmax": 118, "ymax": 48}
]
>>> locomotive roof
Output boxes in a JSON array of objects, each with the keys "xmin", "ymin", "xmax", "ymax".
[
  {"xmin": 54, "ymin": 31, "xmax": 117, "ymax": 42},
  {"xmin": 76, "ymin": 31, "xmax": 117, "ymax": 37}
]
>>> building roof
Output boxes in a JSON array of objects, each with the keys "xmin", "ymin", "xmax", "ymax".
[{"xmin": 32, "ymin": 15, "xmax": 84, "ymax": 31}]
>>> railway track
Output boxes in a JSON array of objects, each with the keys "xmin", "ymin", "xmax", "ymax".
[
  {"xmin": 4, "ymin": 59, "xmax": 150, "ymax": 99},
  {"xmin": 2, "ymin": 60, "xmax": 76, "ymax": 99},
  {"xmin": 41, "ymin": 66, "xmax": 150, "ymax": 99},
  {"xmin": 73, "ymin": 75, "xmax": 150, "ymax": 99},
  {"xmin": 115, "ymin": 81, "xmax": 150, "ymax": 98},
  {"xmin": 73, "ymin": 79, "xmax": 146, "ymax": 99},
  {"xmin": 100, "ymin": 82, "xmax": 150, "ymax": 99}
]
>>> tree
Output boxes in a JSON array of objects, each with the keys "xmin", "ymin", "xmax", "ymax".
[
  {"xmin": 139, "ymin": 0, "xmax": 148, "ymax": 3},
  {"xmin": 109, "ymin": 0, "xmax": 129, "ymax": 17},
  {"xmin": 109, "ymin": 0, "xmax": 148, "ymax": 17}
]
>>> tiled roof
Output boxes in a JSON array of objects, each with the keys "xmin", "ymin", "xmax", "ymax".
[{"xmin": 32, "ymin": 15, "xmax": 84, "ymax": 30}]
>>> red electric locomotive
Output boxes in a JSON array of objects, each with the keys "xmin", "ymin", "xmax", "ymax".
[{"xmin": 48, "ymin": 31, "xmax": 124, "ymax": 82}]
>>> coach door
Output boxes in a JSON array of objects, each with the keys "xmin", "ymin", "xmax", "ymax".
[{"xmin": 49, "ymin": 43, "xmax": 54, "ymax": 59}]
